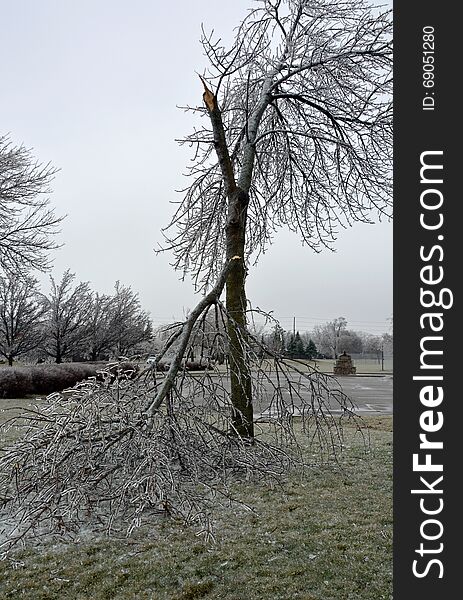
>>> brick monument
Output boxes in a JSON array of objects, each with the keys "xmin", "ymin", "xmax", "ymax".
[{"xmin": 333, "ymin": 351, "xmax": 356, "ymax": 375}]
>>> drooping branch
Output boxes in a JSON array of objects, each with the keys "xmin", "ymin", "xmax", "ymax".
[
  {"xmin": 145, "ymin": 256, "xmax": 241, "ymax": 416},
  {"xmin": 0, "ymin": 303, "xmax": 360, "ymax": 554}
]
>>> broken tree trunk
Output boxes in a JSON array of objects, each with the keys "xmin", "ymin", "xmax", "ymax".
[{"xmin": 201, "ymin": 77, "xmax": 254, "ymax": 439}]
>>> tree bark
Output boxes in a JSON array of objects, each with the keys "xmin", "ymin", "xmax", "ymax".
[
  {"xmin": 226, "ymin": 188, "xmax": 253, "ymax": 439},
  {"xmin": 56, "ymin": 342, "xmax": 62, "ymax": 364},
  {"xmin": 200, "ymin": 78, "xmax": 254, "ymax": 439}
]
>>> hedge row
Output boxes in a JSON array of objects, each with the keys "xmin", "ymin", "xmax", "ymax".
[{"xmin": 0, "ymin": 362, "xmax": 138, "ymax": 399}]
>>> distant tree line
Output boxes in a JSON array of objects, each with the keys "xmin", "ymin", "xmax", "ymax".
[
  {"xmin": 259, "ymin": 318, "xmax": 392, "ymax": 361},
  {"xmin": 0, "ymin": 269, "xmax": 153, "ymax": 366},
  {"xmin": 0, "ymin": 271, "xmax": 392, "ymax": 367}
]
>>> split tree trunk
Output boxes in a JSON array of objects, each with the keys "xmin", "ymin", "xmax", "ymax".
[{"xmin": 201, "ymin": 78, "xmax": 254, "ymax": 439}]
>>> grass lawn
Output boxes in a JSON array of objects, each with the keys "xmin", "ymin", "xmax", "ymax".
[{"xmin": 0, "ymin": 415, "xmax": 392, "ymax": 600}]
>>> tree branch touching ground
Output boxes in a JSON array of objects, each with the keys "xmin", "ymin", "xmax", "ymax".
[{"xmin": 0, "ymin": 289, "xmax": 364, "ymax": 556}]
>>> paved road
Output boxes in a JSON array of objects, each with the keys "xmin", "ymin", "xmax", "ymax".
[
  {"xmin": 250, "ymin": 373, "xmax": 393, "ymax": 417},
  {"xmin": 183, "ymin": 370, "xmax": 393, "ymax": 416},
  {"xmin": 329, "ymin": 375, "xmax": 393, "ymax": 414}
]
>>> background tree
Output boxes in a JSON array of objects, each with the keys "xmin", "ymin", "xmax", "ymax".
[
  {"xmin": 0, "ymin": 134, "xmax": 62, "ymax": 274},
  {"xmin": 381, "ymin": 332, "xmax": 393, "ymax": 355},
  {"xmin": 286, "ymin": 331, "xmax": 305, "ymax": 358},
  {"xmin": 87, "ymin": 292, "xmax": 115, "ymax": 361},
  {"xmin": 42, "ymin": 270, "xmax": 92, "ymax": 363},
  {"xmin": 267, "ymin": 323, "xmax": 286, "ymax": 355},
  {"xmin": 305, "ymin": 339, "xmax": 318, "ymax": 360},
  {"xmin": 313, "ymin": 317, "xmax": 348, "ymax": 358},
  {"xmin": 338, "ymin": 329, "xmax": 363, "ymax": 354},
  {"xmin": 0, "ymin": 272, "xmax": 46, "ymax": 366},
  {"xmin": 361, "ymin": 332, "xmax": 382, "ymax": 354},
  {"xmin": 164, "ymin": 0, "xmax": 392, "ymax": 437},
  {"xmin": 286, "ymin": 333, "xmax": 295, "ymax": 357},
  {"xmin": 108, "ymin": 281, "xmax": 153, "ymax": 357}
]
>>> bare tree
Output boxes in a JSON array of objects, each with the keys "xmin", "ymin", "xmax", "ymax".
[
  {"xmin": 108, "ymin": 282, "xmax": 153, "ymax": 357},
  {"xmin": 338, "ymin": 329, "xmax": 363, "ymax": 354},
  {"xmin": 87, "ymin": 292, "xmax": 115, "ymax": 361},
  {"xmin": 267, "ymin": 323, "xmax": 286, "ymax": 355},
  {"xmin": 72, "ymin": 283, "xmax": 153, "ymax": 361},
  {"xmin": 42, "ymin": 270, "xmax": 92, "ymax": 363},
  {"xmin": 163, "ymin": 0, "xmax": 392, "ymax": 437},
  {"xmin": 0, "ymin": 135, "xmax": 63, "ymax": 274},
  {"xmin": 382, "ymin": 331, "xmax": 393, "ymax": 355},
  {"xmin": 0, "ymin": 1, "xmax": 388, "ymax": 552},
  {"xmin": 313, "ymin": 317, "xmax": 348, "ymax": 358},
  {"xmin": 0, "ymin": 273, "xmax": 46, "ymax": 366}
]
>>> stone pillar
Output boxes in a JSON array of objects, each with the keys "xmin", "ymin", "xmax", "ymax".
[{"xmin": 333, "ymin": 351, "xmax": 356, "ymax": 375}]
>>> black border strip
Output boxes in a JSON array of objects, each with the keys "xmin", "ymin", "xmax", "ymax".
[{"xmin": 394, "ymin": 1, "xmax": 458, "ymax": 597}]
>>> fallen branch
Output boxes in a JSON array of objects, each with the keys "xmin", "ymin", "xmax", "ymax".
[
  {"xmin": 0, "ymin": 293, "xmax": 362, "ymax": 556},
  {"xmin": 144, "ymin": 256, "xmax": 240, "ymax": 416}
]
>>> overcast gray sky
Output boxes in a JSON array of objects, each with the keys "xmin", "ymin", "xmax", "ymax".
[{"xmin": 1, "ymin": 0, "xmax": 392, "ymax": 336}]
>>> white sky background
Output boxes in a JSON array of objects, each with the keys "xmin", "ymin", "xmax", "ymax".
[{"xmin": 1, "ymin": 0, "xmax": 392, "ymax": 336}]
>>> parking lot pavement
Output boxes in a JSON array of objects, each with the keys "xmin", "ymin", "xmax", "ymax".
[
  {"xmin": 335, "ymin": 375, "xmax": 393, "ymax": 414},
  {"xmin": 252, "ymin": 373, "xmax": 393, "ymax": 416}
]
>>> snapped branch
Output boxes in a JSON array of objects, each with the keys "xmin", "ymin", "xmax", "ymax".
[{"xmin": 144, "ymin": 256, "xmax": 241, "ymax": 416}]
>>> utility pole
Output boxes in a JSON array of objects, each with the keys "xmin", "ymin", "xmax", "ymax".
[{"xmin": 293, "ymin": 316, "xmax": 296, "ymax": 338}]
